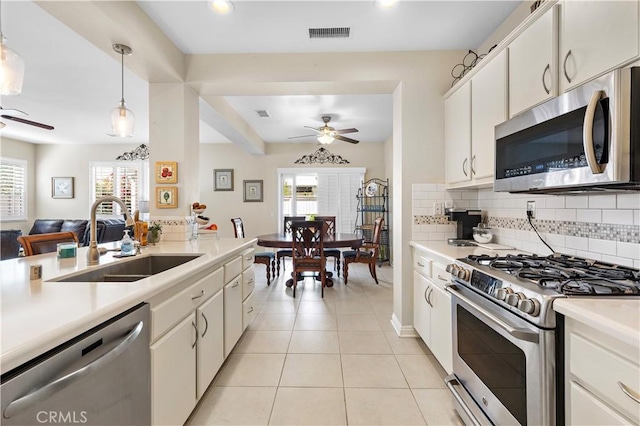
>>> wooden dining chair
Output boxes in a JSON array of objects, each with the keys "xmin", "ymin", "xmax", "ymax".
[
  {"xmin": 276, "ymin": 216, "xmax": 305, "ymax": 276},
  {"xmin": 314, "ymin": 215, "xmax": 341, "ymax": 276},
  {"xmin": 291, "ymin": 220, "xmax": 326, "ymax": 298},
  {"xmin": 17, "ymin": 232, "xmax": 79, "ymax": 256},
  {"xmin": 230, "ymin": 218, "xmax": 275, "ymax": 285},
  {"xmin": 343, "ymin": 217, "xmax": 384, "ymax": 285}
]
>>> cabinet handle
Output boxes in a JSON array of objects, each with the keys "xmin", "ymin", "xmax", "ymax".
[
  {"xmin": 471, "ymin": 155, "xmax": 476, "ymax": 175},
  {"xmin": 424, "ymin": 287, "xmax": 430, "ymax": 304},
  {"xmin": 191, "ymin": 322, "xmax": 198, "ymax": 348},
  {"xmin": 462, "ymin": 158, "xmax": 468, "ymax": 177},
  {"xmin": 201, "ymin": 313, "xmax": 209, "ymax": 338},
  {"xmin": 191, "ymin": 289, "xmax": 205, "ymax": 300},
  {"xmin": 618, "ymin": 381, "xmax": 640, "ymax": 404},
  {"xmin": 437, "ymin": 275, "xmax": 449, "ymax": 282},
  {"xmin": 542, "ymin": 63, "xmax": 551, "ymax": 94},
  {"xmin": 248, "ymin": 307, "xmax": 254, "ymax": 313},
  {"xmin": 417, "ymin": 262, "xmax": 425, "ymax": 267},
  {"xmin": 245, "ymin": 256, "xmax": 252, "ymax": 261},
  {"xmin": 248, "ymin": 278, "xmax": 254, "ymax": 284},
  {"xmin": 427, "ymin": 288, "xmax": 434, "ymax": 307},
  {"xmin": 562, "ymin": 50, "xmax": 572, "ymax": 83},
  {"xmin": 231, "ymin": 281, "xmax": 240, "ymax": 288}
]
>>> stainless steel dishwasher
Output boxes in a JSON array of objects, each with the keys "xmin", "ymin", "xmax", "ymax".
[{"xmin": 1, "ymin": 303, "xmax": 150, "ymax": 426}]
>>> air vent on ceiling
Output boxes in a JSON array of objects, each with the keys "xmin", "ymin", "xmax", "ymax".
[
  {"xmin": 308, "ymin": 27, "xmax": 351, "ymax": 39},
  {"xmin": 256, "ymin": 110, "xmax": 270, "ymax": 118}
]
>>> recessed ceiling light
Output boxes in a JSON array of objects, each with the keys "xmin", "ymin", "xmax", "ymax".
[
  {"xmin": 209, "ymin": 0, "xmax": 234, "ymax": 15},
  {"xmin": 376, "ymin": 0, "xmax": 399, "ymax": 9}
]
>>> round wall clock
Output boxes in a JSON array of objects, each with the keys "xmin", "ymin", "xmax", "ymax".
[{"xmin": 365, "ymin": 181, "xmax": 378, "ymax": 197}]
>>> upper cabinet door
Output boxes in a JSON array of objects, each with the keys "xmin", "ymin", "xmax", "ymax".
[
  {"xmin": 445, "ymin": 81, "xmax": 472, "ymax": 184},
  {"xmin": 471, "ymin": 50, "xmax": 507, "ymax": 180},
  {"xmin": 561, "ymin": 0, "xmax": 639, "ymax": 92},
  {"xmin": 509, "ymin": 7, "xmax": 556, "ymax": 117}
]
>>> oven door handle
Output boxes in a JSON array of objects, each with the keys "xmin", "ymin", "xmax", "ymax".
[
  {"xmin": 445, "ymin": 375, "xmax": 492, "ymax": 426},
  {"xmin": 447, "ymin": 284, "xmax": 539, "ymax": 343},
  {"xmin": 582, "ymin": 89, "xmax": 607, "ymax": 174}
]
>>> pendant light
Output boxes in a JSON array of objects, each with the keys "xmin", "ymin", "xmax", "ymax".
[
  {"xmin": 110, "ymin": 44, "xmax": 134, "ymax": 138},
  {"xmin": 0, "ymin": 0, "xmax": 25, "ymax": 96}
]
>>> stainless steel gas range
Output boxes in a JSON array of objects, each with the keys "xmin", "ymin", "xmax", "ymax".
[{"xmin": 443, "ymin": 253, "xmax": 640, "ymax": 426}]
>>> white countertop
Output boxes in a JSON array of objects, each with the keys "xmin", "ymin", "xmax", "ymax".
[
  {"xmin": 410, "ymin": 239, "xmax": 640, "ymax": 350},
  {"xmin": 0, "ymin": 238, "xmax": 256, "ymax": 374}
]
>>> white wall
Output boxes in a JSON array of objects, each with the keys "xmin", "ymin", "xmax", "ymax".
[
  {"xmin": 476, "ymin": 1, "xmax": 534, "ymax": 53},
  {"xmin": 0, "ymin": 137, "xmax": 36, "ymax": 234},
  {"xmin": 199, "ymin": 141, "xmax": 387, "ymax": 239}
]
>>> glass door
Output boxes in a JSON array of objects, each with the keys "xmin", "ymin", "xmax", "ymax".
[{"xmin": 281, "ymin": 174, "xmax": 317, "ymax": 231}]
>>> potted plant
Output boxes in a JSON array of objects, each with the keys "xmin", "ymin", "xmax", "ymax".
[{"xmin": 148, "ymin": 222, "xmax": 163, "ymax": 244}]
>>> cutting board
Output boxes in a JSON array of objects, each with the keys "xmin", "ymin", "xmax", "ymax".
[{"xmin": 474, "ymin": 242, "xmax": 515, "ymax": 250}]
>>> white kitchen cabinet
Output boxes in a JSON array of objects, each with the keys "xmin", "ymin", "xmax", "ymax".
[
  {"xmin": 560, "ymin": 0, "xmax": 639, "ymax": 92},
  {"xmin": 412, "ymin": 247, "xmax": 453, "ymax": 374},
  {"xmin": 470, "ymin": 49, "xmax": 507, "ymax": 180},
  {"xmin": 509, "ymin": 6, "xmax": 556, "ymax": 117},
  {"xmin": 196, "ymin": 289, "xmax": 224, "ymax": 399},
  {"xmin": 564, "ymin": 316, "xmax": 640, "ymax": 425},
  {"xmin": 224, "ymin": 274, "xmax": 243, "ymax": 357},
  {"xmin": 445, "ymin": 81, "xmax": 472, "ymax": 185},
  {"xmin": 151, "ymin": 313, "xmax": 197, "ymax": 426}
]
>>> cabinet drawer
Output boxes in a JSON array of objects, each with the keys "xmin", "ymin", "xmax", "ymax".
[
  {"xmin": 151, "ymin": 268, "xmax": 223, "ymax": 342},
  {"xmin": 242, "ymin": 248, "xmax": 255, "ymax": 270},
  {"xmin": 243, "ymin": 292, "xmax": 257, "ymax": 331},
  {"xmin": 431, "ymin": 263, "xmax": 451, "ymax": 290},
  {"xmin": 570, "ymin": 333, "xmax": 640, "ymax": 423},
  {"xmin": 224, "ymin": 256, "xmax": 242, "ymax": 283},
  {"xmin": 243, "ymin": 266, "xmax": 255, "ymax": 300},
  {"xmin": 569, "ymin": 382, "xmax": 631, "ymax": 426},
  {"xmin": 414, "ymin": 253, "xmax": 432, "ymax": 278}
]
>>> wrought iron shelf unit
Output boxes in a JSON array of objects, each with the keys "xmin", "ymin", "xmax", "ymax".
[{"xmin": 354, "ymin": 178, "xmax": 390, "ymax": 264}]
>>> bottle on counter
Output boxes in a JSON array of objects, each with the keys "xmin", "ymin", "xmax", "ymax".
[{"xmin": 120, "ymin": 229, "xmax": 135, "ymax": 256}]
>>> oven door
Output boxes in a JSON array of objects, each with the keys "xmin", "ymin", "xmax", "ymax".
[{"xmin": 446, "ymin": 284, "xmax": 556, "ymax": 426}]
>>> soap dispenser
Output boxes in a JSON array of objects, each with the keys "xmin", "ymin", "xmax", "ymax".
[{"xmin": 120, "ymin": 229, "xmax": 135, "ymax": 256}]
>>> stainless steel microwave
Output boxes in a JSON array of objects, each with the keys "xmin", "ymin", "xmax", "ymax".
[{"xmin": 494, "ymin": 67, "xmax": 639, "ymax": 194}]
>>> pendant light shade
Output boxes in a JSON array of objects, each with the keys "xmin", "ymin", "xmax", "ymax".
[
  {"xmin": 317, "ymin": 134, "xmax": 334, "ymax": 144},
  {"xmin": 0, "ymin": 0, "xmax": 25, "ymax": 96},
  {"xmin": 110, "ymin": 44, "xmax": 134, "ymax": 138}
]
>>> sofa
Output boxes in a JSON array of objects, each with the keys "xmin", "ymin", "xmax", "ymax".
[{"xmin": 29, "ymin": 218, "xmax": 130, "ymax": 246}]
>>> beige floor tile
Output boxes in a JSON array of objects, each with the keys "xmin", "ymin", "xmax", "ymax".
[
  {"xmin": 288, "ymin": 331, "xmax": 340, "ymax": 354},
  {"xmin": 369, "ymin": 300, "xmax": 394, "ymax": 315},
  {"xmin": 279, "ymin": 354, "xmax": 343, "ymax": 387},
  {"xmin": 214, "ymin": 353, "xmax": 286, "ymax": 387},
  {"xmin": 337, "ymin": 313, "xmax": 382, "ymax": 331},
  {"xmin": 260, "ymin": 301, "xmax": 299, "ymax": 314},
  {"xmin": 187, "ymin": 386, "xmax": 277, "ymax": 425},
  {"xmin": 269, "ymin": 387, "xmax": 347, "ymax": 425},
  {"xmin": 412, "ymin": 389, "xmax": 465, "ymax": 426},
  {"xmin": 334, "ymin": 299, "xmax": 373, "ymax": 314},
  {"xmin": 294, "ymin": 313, "xmax": 338, "ymax": 331},
  {"xmin": 341, "ymin": 354, "xmax": 408, "ymax": 388},
  {"xmin": 384, "ymin": 332, "xmax": 430, "ymax": 355},
  {"xmin": 338, "ymin": 331, "xmax": 393, "ymax": 354},
  {"xmin": 375, "ymin": 312, "xmax": 396, "ymax": 331},
  {"xmin": 297, "ymin": 300, "xmax": 336, "ymax": 314},
  {"xmin": 234, "ymin": 331, "xmax": 292, "ymax": 353},
  {"xmin": 344, "ymin": 388, "xmax": 426, "ymax": 425},
  {"xmin": 249, "ymin": 313, "xmax": 296, "ymax": 331},
  {"xmin": 396, "ymin": 355, "xmax": 447, "ymax": 389}
]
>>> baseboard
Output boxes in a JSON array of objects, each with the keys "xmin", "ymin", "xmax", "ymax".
[{"xmin": 390, "ymin": 313, "xmax": 419, "ymax": 337}]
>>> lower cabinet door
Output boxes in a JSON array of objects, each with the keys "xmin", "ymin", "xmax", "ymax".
[
  {"xmin": 196, "ymin": 289, "xmax": 224, "ymax": 400},
  {"xmin": 569, "ymin": 382, "xmax": 631, "ymax": 425},
  {"xmin": 429, "ymin": 283, "xmax": 453, "ymax": 374},
  {"xmin": 151, "ymin": 312, "xmax": 196, "ymax": 426},
  {"xmin": 413, "ymin": 271, "xmax": 431, "ymax": 342},
  {"xmin": 224, "ymin": 276, "xmax": 243, "ymax": 358}
]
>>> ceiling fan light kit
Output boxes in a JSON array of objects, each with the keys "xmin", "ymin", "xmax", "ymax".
[
  {"xmin": 209, "ymin": 0, "xmax": 234, "ymax": 15},
  {"xmin": 110, "ymin": 43, "xmax": 134, "ymax": 138},
  {"xmin": 317, "ymin": 134, "xmax": 334, "ymax": 144},
  {"xmin": 0, "ymin": 0, "xmax": 25, "ymax": 96}
]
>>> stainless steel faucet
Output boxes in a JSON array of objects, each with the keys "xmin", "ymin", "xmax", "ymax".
[{"xmin": 87, "ymin": 196, "xmax": 136, "ymax": 265}]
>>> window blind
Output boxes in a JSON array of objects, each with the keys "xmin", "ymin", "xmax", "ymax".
[
  {"xmin": 0, "ymin": 158, "xmax": 27, "ymax": 221},
  {"xmin": 90, "ymin": 162, "xmax": 143, "ymax": 216}
]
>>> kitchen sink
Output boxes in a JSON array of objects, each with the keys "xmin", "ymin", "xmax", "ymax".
[{"xmin": 51, "ymin": 254, "xmax": 202, "ymax": 282}]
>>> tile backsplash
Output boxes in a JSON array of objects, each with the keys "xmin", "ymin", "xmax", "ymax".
[{"xmin": 412, "ymin": 184, "xmax": 640, "ymax": 268}]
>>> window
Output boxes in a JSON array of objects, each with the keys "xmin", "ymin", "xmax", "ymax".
[
  {"xmin": 0, "ymin": 157, "xmax": 27, "ymax": 221},
  {"xmin": 90, "ymin": 161, "xmax": 148, "ymax": 216}
]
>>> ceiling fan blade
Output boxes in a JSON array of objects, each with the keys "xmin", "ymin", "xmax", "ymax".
[
  {"xmin": 334, "ymin": 135, "xmax": 359, "ymax": 144},
  {"xmin": 288, "ymin": 134, "xmax": 318, "ymax": 139},
  {"xmin": 303, "ymin": 126, "xmax": 321, "ymax": 133},
  {"xmin": 335, "ymin": 128, "xmax": 359, "ymax": 135},
  {"xmin": 1, "ymin": 115, "xmax": 54, "ymax": 130},
  {"xmin": 0, "ymin": 107, "xmax": 28, "ymax": 116}
]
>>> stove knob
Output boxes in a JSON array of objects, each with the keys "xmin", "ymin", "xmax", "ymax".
[
  {"xmin": 446, "ymin": 264, "xmax": 456, "ymax": 275},
  {"xmin": 506, "ymin": 292, "xmax": 525, "ymax": 307},
  {"xmin": 456, "ymin": 268, "xmax": 470, "ymax": 281},
  {"xmin": 495, "ymin": 287, "xmax": 513, "ymax": 301},
  {"xmin": 518, "ymin": 298, "xmax": 541, "ymax": 317}
]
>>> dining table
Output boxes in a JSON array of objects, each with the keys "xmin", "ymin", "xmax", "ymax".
[{"xmin": 256, "ymin": 232, "xmax": 362, "ymax": 288}]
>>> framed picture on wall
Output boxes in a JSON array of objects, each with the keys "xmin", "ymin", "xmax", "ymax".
[
  {"xmin": 214, "ymin": 169, "xmax": 234, "ymax": 191},
  {"xmin": 156, "ymin": 187, "xmax": 178, "ymax": 208},
  {"xmin": 155, "ymin": 161, "xmax": 178, "ymax": 184},
  {"xmin": 243, "ymin": 180, "xmax": 263, "ymax": 202},
  {"xmin": 51, "ymin": 177, "xmax": 74, "ymax": 199}
]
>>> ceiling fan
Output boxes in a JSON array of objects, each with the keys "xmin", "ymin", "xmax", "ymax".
[
  {"xmin": 289, "ymin": 115, "xmax": 359, "ymax": 144},
  {"xmin": 0, "ymin": 107, "xmax": 54, "ymax": 130}
]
